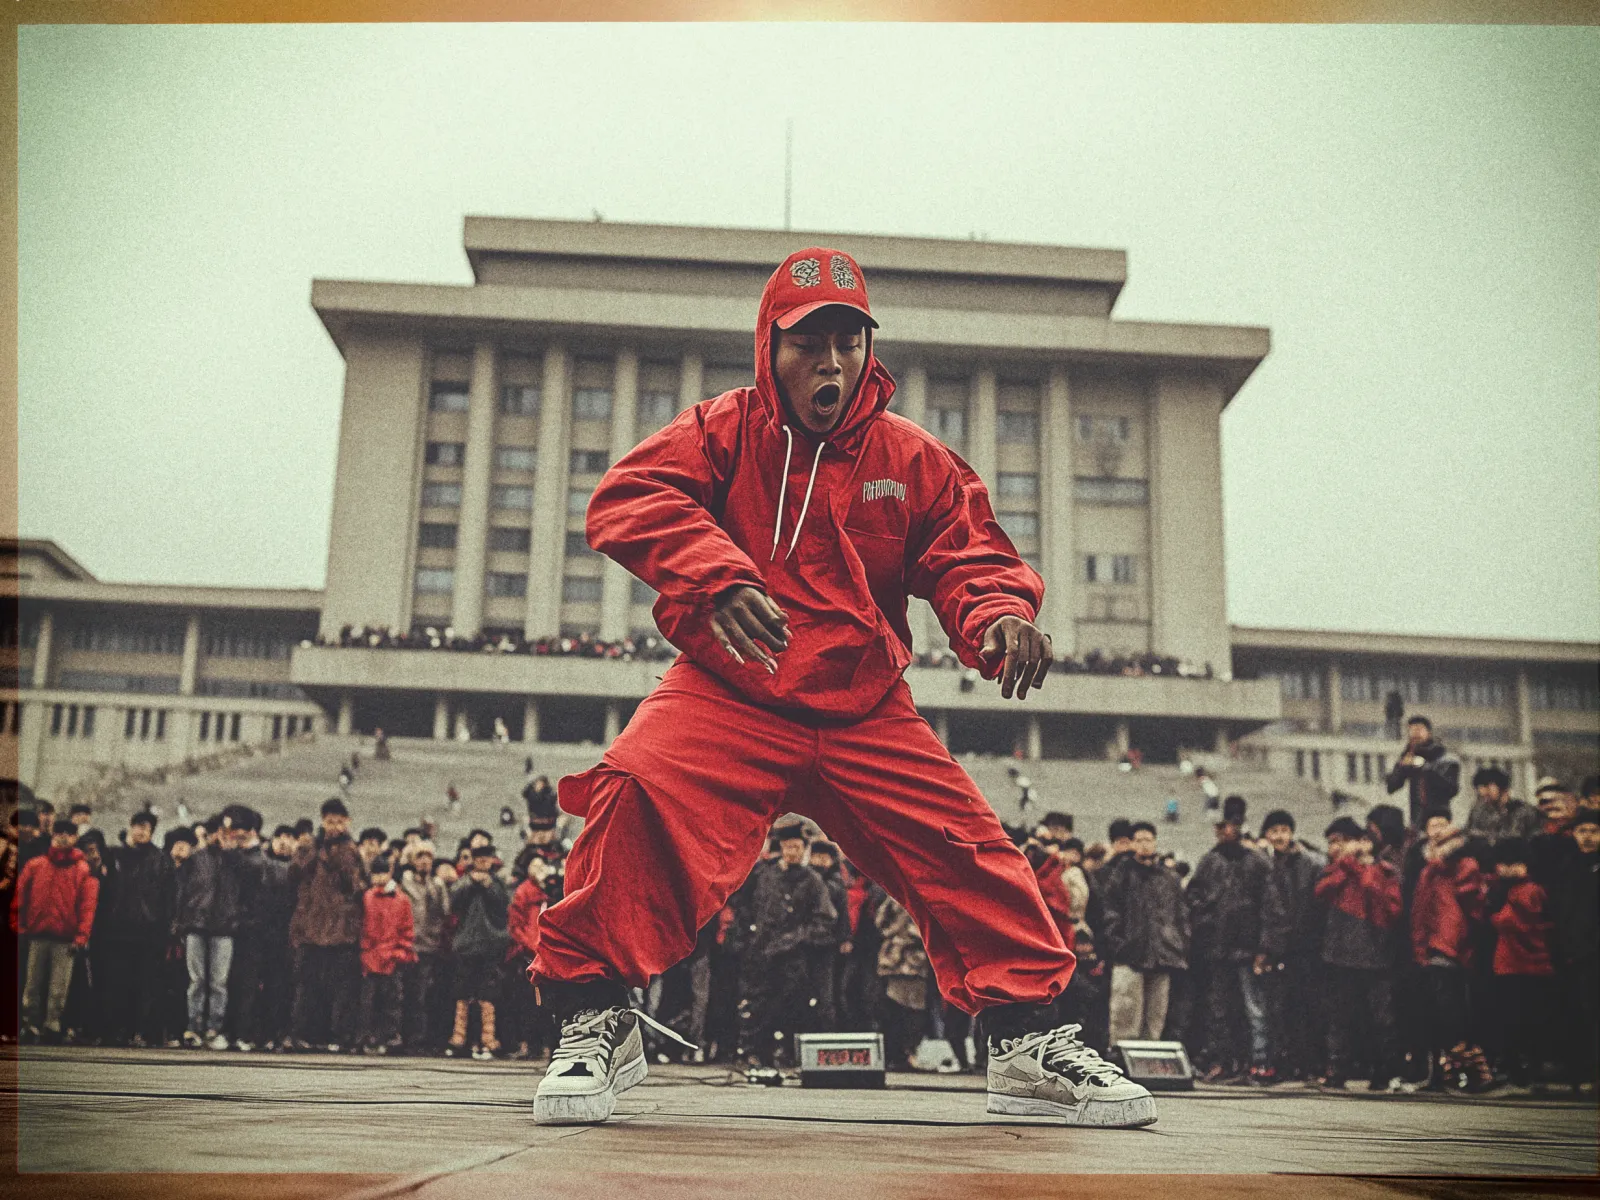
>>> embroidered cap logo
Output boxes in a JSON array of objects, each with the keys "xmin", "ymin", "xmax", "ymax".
[
  {"xmin": 830, "ymin": 256, "xmax": 858, "ymax": 290},
  {"xmin": 790, "ymin": 258, "xmax": 822, "ymax": 288}
]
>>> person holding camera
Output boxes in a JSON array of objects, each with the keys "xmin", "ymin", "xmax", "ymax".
[{"xmin": 1385, "ymin": 715, "xmax": 1461, "ymax": 830}]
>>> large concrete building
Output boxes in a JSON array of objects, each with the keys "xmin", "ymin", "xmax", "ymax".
[{"xmin": 5, "ymin": 219, "xmax": 1595, "ymax": 803}]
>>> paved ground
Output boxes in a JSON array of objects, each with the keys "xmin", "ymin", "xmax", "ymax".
[{"xmin": 4, "ymin": 1048, "xmax": 1596, "ymax": 1199}]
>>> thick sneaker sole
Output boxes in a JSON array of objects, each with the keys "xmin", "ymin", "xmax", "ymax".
[
  {"xmin": 986, "ymin": 1090, "xmax": 1159, "ymax": 1128},
  {"xmin": 533, "ymin": 1052, "xmax": 648, "ymax": 1125}
]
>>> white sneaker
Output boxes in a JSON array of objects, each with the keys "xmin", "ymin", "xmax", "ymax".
[
  {"xmin": 533, "ymin": 1007, "xmax": 648, "ymax": 1125},
  {"xmin": 206, "ymin": 1033, "xmax": 230, "ymax": 1052},
  {"xmin": 986, "ymin": 1022, "xmax": 1158, "ymax": 1128}
]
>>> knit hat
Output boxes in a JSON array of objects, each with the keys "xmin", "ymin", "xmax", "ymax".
[
  {"xmin": 773, "ymin": 822, "xmax": 807, "ymax": 843},
  {"xmin": 320, "ymin": 797, "xmax": 349, "ymax": 818},
  {"xmin": 1534, "ymin": 776, "xmax": 1569, "ymax": 798},
  {"xmin": 1421, "ymin": 804, "xmax": 1454, "ymax": 828},
  {"xmin": 1324, "ymin": 816, "xmax": 1364, "ymax": 841},
  {"xmin": 1261, "ymin": 809, "xmax": 1295, "ymax": 834},
  {"xmin": 1220, "ymin": 795, "xmax": 1248, "ymax": 826},
  {"xmin": 809, "ymin": 840, "xmax": 840, "ymax": 858}
]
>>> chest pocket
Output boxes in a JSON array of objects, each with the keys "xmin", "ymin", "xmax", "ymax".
[{"xmin": 841, "ymin": 492, "xmax": 910, "ymax": 596}]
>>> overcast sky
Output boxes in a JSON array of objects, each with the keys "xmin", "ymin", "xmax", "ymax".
[{"xmin": 18, "ymin": 23, "xmax": 1600, "ymax": 643}]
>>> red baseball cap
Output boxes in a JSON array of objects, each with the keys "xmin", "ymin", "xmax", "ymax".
[{"xmin": 767, "ymin": 247, "xmax": 879, "ymax": 331}]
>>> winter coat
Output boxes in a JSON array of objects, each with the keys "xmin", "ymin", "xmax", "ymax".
[
  {"xmin": 360, "ymin": 884, "xmax": 417, "ymax": 975},
  {"xmin": 1489, "ymin": 880, "xmax": 1554, "ymax": 976},
  {"xmin": 1384, "ymin": 739, "xmax": 1461, "ymax": 828},
  {"xmin": 1098, "ymin": 855, "xmax": 1189, "ymax": 972},
  {"xmin": 11, "ymin": 847, "xmax": 99, "ymax": 944},
  {"xmin": 1034, "ymin": 858, "xmax": 1076, "ymax": 950},
  {"xmin": 399, "ymin": 871, "xmax": 450, "ymax": 956},
  {"xmin": 234, "ymin": 845, "xmax": 292, "ymax": 937},
  {"xmin": 289, "ymin": 834, "xmax": 367, "ymax": 949},
  {"xmin": 583, "ymin": 248, "xmax": 1042, "ymax": 720},
  {"xmin": 172, "ymin": 844, "xmax": 243, "ymax": 937},
  {"xmin": 508, "ymin": 877, "xmax": 545, "ymax": 958},
  {"xmin": 1062, "ymin": 864, "xmax": 1089, "ymax": 925},
  {"xmin": 1259, "ymin": 846, "xmax": 1326, "ymax": 960},
  {"xmin": 449, "ymin": 874, "xmax": 511, "ymax": 959},
  {"xmin": 1465, "ymin": 797, "xmax": 1542, "ymax": 845},
  {"xmin": 1315, "ymin": 854, "xmax": 1402, "ymax": 971},
  {"xmin": 814, "ymin": 864, "xmax": 852, "ymax": 948},
  {"xmin": 1529, "ymin": 829, "xmax": 1580, "ymax": 892},
  {"xmin": 1409, "ymin": 836, "xmax": 1484, "ymax": 968},
  {"xmin": 1187, "ymin": 840, "xmax": 1269, "ymax": 963},
  {"xmin": 737, "ymin": 859, "xmax": 837, "ymax": 962},
  {"xmin": 102, "ymin": 841, "xmax": 171, "ymax": 940},
  {"xmin": 874, "ymin": 897, "xmax": 928, "ymax": 979},
  {"xmin": 1550, "ymin": 849, "xmax": 1598, "ymax": 967}
]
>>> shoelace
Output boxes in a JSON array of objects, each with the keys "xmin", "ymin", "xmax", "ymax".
[
  {"xmin": 769, "ymin": 426, "xmax": 827, "ymax": 561},
  {"xmin": 1002, "ymin": 1023, "xmax": 1125, "ymax": 1084},
  {"xmin": 551, "ymin": 1006, "xmax": 699, "ymax": 1069}
]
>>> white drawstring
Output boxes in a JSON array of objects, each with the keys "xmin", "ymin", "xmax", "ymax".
[
  {"xmin": 771, "ymin": 426, "xmax": 795, "ymax": 562},
  {"xmin": 787, "ymin": 440, "xmax": 826, "ymax": 560}
]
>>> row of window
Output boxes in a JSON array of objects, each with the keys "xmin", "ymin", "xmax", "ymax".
[
  {"xmin": 195, "ymin": 679, "xmax": 306, "ymax": 701},
  {"xmin": 1274, "ymin": 668, "xmax": 1594, "ymax": 712},
  {"xmin": 203, "ymin": 631, "xmax": 296, "ymax": 661},
  {"xmin": 272, "ymin": 715, "xmax": 317, "ymax": 740},
  {"xmin": 55, "ymin": 670, "xmax": 181, "ymax": 695},
  {"xmin": 51, "ymin": 703, "xmax": 95, "ymax": 739},
  {"xmin": 65, "ymin": 622, "xmax": 186, "ymax": 656},
  {"xmin": 1531, "ymin": 681, "xmax": 1600, "ymax": 711},
  {"xmin": 1084, "ymin": 554, "xmax": 1138, "ymax": 585},
  {"xmin": 198, "ymin": 711, "xmax": 242, "ymax": 743},
  {"xmin": 425, "ymin": 443, "xmax": 541, "ymax": 472},
  {"xmin": 430, "ymin": 379, "xmax": 682, "ymax": 426}
]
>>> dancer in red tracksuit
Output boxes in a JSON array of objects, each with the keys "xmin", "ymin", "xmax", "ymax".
[{"xmin": 530, "ymin": 246, "xmax": 1155, "ymax": 1128}]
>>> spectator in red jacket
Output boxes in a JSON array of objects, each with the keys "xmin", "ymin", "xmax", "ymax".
[
  {"xmin": 1411, "ymin": 807, "xmax": 1491, "ymax": 1090},
  {"xmin": 1487, "ymin": 838, "xmax": 1555, "ymax": 1088},
  {"xmin": 506, "ymin": 866, "xmax": 551, "ymax": 1060},
  {"xmin": 12, "ymin": 821, "xmax": 99, "ymax": 1043},
  {"xmin": 358, "ymin": 856, "xmax": 415, "ymax": 1054},
  {"xmin": 1314, "ymin": 816, "xmax": 1402, "ymax": 1089}
]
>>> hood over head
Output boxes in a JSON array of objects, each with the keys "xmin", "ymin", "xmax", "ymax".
[{"xmin": 754, "ymin": 247, "xmax": 895, "ymax": 447}]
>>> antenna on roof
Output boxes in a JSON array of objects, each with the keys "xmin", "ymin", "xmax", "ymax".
[{"xmin": 783, "ymin": 118, "xmax": 793, "ymax": 232}]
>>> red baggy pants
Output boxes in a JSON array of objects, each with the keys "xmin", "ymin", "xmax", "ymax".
[{"xmin": 532, "ymin": 661, "xmax": 1073, "ymax": 1014}]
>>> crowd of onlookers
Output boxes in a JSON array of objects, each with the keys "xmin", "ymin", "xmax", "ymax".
[
  {"xmin": 4, "ymin": 720, "xmax": 1596, "ymax": 1096},
  {"xmin": 317, "ymin": 625, "xmax": 1216, "ymax": 681}
]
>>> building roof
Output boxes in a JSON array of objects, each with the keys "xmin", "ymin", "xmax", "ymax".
[
  {"xmin": 1231, "ymin": 624, "xmax": 1600, "ymax": 666},
  {"xmin": 3, "ymin": 538, "xmax": 97, "ymax": 582}
]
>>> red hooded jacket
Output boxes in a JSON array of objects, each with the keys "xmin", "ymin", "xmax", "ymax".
[
  {"xmin": 10, "ymin": 847, "xmax": 98, "ymax": 944},
  {"xmin": 1410, "ymin": 837, "xmax": 1484, "ymax": 967},
  {"xmin": 1490, "ymin": 879, "xmax": 1554, "ymax": 976},
  {"xmin": 360, "ymin": 884, "xmax": 416, "ymax": 976},
  {"xmin": 508, "ymin": 877, "xmax": 545, "ymax": 959},
  {"xmin": 585, "ymin": 247, "xmax": 1043, "ymax": 720}
]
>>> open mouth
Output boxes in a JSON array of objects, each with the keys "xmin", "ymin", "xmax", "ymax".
[{"xmin": 811, "ymin": 383, "xmax": 842, "ymax": 413}]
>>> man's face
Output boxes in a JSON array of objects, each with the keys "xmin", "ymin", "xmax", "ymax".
[
  {"xmin": 39, "ymin": 812, "xmax": 54, "ymax": 834},
  {"xmin": 1131, "ymin": 829, "xmax": 1157, "ymax": 861},
  {"xmin": 1407, "ymin": 723, "xmax": 1430, "ymax": 748},
  {"xmin": 1059, "ymin": 845, "xmax": 1082, "ymax": 867},
  {"xmin": 1574, "ymin": 821, "xmax": 1600, "ymax": 855},
  {"xmin": 1264, "ymin": 824, "xmax": 1295, "ymax": 853},
  {"xmin": 1216, "ymin": 821, "xmax": 1241, "ymax": 845},
  {"xmin": 128, "ymin": 822, "xmax": 152, "ymax": 846},
  {"xmin": 52, "ymin": 830, "xmax": 77, "ymax": 852},
  {"xmin": 323, "ymin": 814, "xmax": 350, "ymax": 839},
  {"xmin": 170, "ymin": 840, "xmax": 193, "ymax": 864},
  {"xmin": 271, "ymin": 833, "xmax": 295, "ymax": 857},
  {"xmin": 772, "ymin": 311, "xmax": 867, "ymax": 435},
  {"xmin": 471, "ymin": 854, "xmax": 495, "ymax": 876},
  {"xmin": 1327, "ymin": 833, "xmax": 1350, "ymax": 858},
  {"xmin": 412, "ymin": 851, "xmax": 434, "ymax": 876},
  {"xmin": 1109, "ymin": 836, "xmax": 1132, "ymax": 856},
  {"xmin": 360, "ymin": 838, "xmax": 383, "ymax": 862},
  {"xmin": 1044, "ymin": 823, "xmax": 1071, "ymax": 843},
  {"xmin": 1539, "ymin": 792, "xmax": 1577, "ymax": 826},
  {"xmin": 779, "ymin": 837, "xmax": 807, "ymax": 866},
  {"xmin": 1475, "ymin": 783, "xmax": 1506, "ymax": 807},
  {"xmin": 83, "ymin": 843, "xmax": 103, "ymax": 869},
  {"xmin": 809, "ymin": 850, "xmax": 835, "ymax": 872},
  {"xmin": 1424, "ymin": 815, "xmax": 1454, "ymax": 845}
]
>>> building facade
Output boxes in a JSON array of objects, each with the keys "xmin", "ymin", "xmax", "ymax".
[{"xmin": 6, "ymin": 219, "xmax": 1595, "ymax": 801}]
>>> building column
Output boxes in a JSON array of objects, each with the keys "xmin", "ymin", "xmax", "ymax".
[
  {"xmin": 453, "ymin": 342, "xmax": 499, "ymax": 637},
  {"xmin": 1113, "ymin": 719, "xmax": 1131, "ymax": 759},
  {"xmin": 453, "ymin": 709, "xmax": 471, "ymax": 741},
  {"xmin": 1214, "ymin": 723, "xmax": 1231, "ymax": 755},
  {"xmin": 901, "ymin": 362, "xmax": 928, "ymax": 428},
  {"xmin": 433, "ymin": 695, "xmax": 450, "ymax": 741},
  {"xmin": 1325, "ymin": 657, "xmax": 1343, "ymax": 734},
  {"xmin": 16, "ymin": 701, "xmax": 46, "ymax": 789},
  {"xmin": 1515, "ymin": 668, "xmax": 1534, "ymax": 794},
  {"xmin": 1025, "ymin": 715, "xmax": 1042, "ymax": 761},
  {"xmin": 179, "ymin": 614, "xmax": 202, "ymax": 697},
  {"xmin": 525, "ymin": 344, "xmax": 571, "ymax": 638},
  {"xmin": 970, "ymin": 366, "xmax": 998, "ymax": 488},
  {"xmin": 30, "ymin": 610, "xmax": 53, "ymax": 689},
  {"xmin": 336, "ymin": 693, "xmax": 355, "ymax": 736},
  {"xmin": 1041, "ymin": 366, "xmax": 1077, "ymax": 655},
  {"xmin": 600, "ymin": 348, "xmax": 639, "ymax": 641},
  {"xmin": 933, "ymin": 712, "xmax": 950, "ymax": 748},
  {"xmin": 677, "ymin": 350, "xmax": 704, "ymax": 414},
  {"xmin": 523, "ymin": 698, "xmax": 540, "ymax": 744},
  {"xmin": 603, "ymin": 702, "xmax": 622, "ymax": 745}
]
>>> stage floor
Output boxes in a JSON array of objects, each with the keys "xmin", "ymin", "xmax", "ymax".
[{"xmin": 5, "ymin": 1048, "xmax": 1596, "ymax": 1199}]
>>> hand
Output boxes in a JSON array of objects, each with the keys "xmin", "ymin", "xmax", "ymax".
[
  {"xmin": 710, "ymin": 586, "xmax": 789, "ymax": 674},
  {"xmin": 839, "ymin": 940, "xmax": 853, "ymax": 956},
  {"xmin": 980, "ymin": 615, "xmax": 1053, "ymax": 700},
  {"xmin": 1355, "ymin": 838, "xmax": 1375, "ymax": 864},
  {"xmin": 1252, "ymin": 953, "xmax": 1269, "ymax": 976}
]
